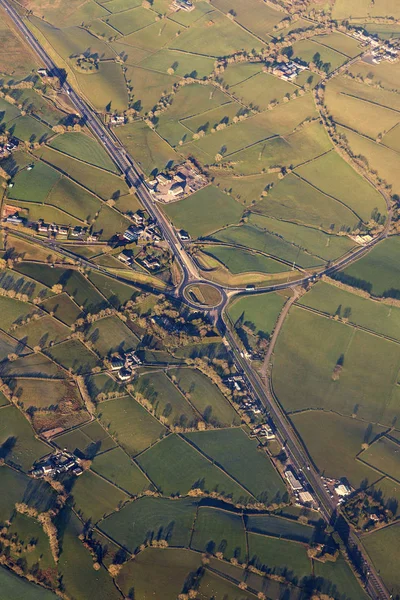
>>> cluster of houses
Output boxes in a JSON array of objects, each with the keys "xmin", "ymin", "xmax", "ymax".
[
  {"xmin": 272, "ymin": 60, "xmax": 307, "ymax": 81},
  {"xmin": 147, "ymin": 164, "xmax": 208, "ymax": 203},
  {"xmin": 111, "ymin": 349, "xmax": 142, "ymax": 381},
  {"xmin": 118, "ymin": 249, "xmax": 162, "ymax": 271},
  {"xmin": 171, "ymin": 0, "xmax": 194, "ymax": 12},
  {"xmin": 250, "ymin": 422, "xmax": 276, "ymax": 440},
  {"xmin": 122, "ymin": 212, "xmax": 161, "ymax": 244},
  {"xmin": 30, "ymin": 451, "xmax": 83, "ymax": 479},
  {"xmin": 0, "ymin": 137, "xmax": 19, "ymax": 159},
  {"xmin": 351, "ymin": 29, "xmax": 399, "ymax": 62},
  {"xmin": 225, "ymin": 374, "xmax": 264, "ymax": 417}
]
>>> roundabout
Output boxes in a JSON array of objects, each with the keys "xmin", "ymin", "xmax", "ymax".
[{"xmin": 183, "ymin": 281, "xmax": 225, "ymax": 309}]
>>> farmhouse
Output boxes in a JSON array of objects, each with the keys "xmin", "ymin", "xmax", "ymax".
[
  {"xmin": 30, "ymin": 451, "xmax": 82, "ymax": 479},
  {"xmin": 6, "ymin": 214, "xmax": 23, "ymax": 225},
  {"xmin": 118, "ymin": 250, "xmax": 133, "ymax": 265},
  {"xmin": 111, "ymin": 357, "xmax": 124, "ymax": 370},
  {"xmin": 168, "ymin": 183, "xmax": 185, "ymax": 197},
  {"xmin": 172, "ymin": 0, "xmax": 194, "ymax": 11},
  {"xmin": 118, "ymin": 368, "xmax": 132, "ymax": 381}
]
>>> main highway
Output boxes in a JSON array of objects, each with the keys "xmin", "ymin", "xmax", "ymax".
[{"xmin": 0, "ymin": 2, "xmax": 391, "ymax": 598}]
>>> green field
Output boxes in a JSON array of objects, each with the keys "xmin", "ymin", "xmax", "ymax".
[
  {"xmin": 46, "ymin": 176, "xmax": 102, "ymax": 222},
  {"xmin": 49, "ymin": 132, "xmax": 119, "ymax": 173},
  {"xmin": 87, "ymin": 271, "xmax": 139, "ymax": 308},
  {"xmin": 228, "ymin": 292, "xmax": 286, "ymax": 337},
  {"xmin": 273, "ymin": 306, "xmax": 400, "ymax": 426},
  {"xmin": 210, "ymin": 0, "xmax": 284, "ymax": 40},
  {"xmin": 291, "ymin": 411, "xmax": 383, "ymax": 487},
  {"xmin": 139, "ymin": 48, "xmax": 215, "ymax": 79},
  {"xmin": 40, "ymin": 293, "xmax": 82, "ymax": 326},
  {"xmin": 169, "ymin": 10, "xmax": 264, "ymax": 57},
  {"xmin": 360, "ymin": 437, "xmax": 400, "ymax": 482},
  {"xmin": 314, "ymin": 556, "xmax": 369, "ymax": 600},
  {"xmin": 137, "ymin": 433, "xmax": 253, "ymax": 503},
  {"xmin": 133, "ymin": 370, "xmax": 199, "ymax": 427},
  {"xmin": 248, "ymin": 533, "xmax": 311, "ymax": 583},
  {"xmin": 116, "ymin": 120, "xmax": 179, "ymax": 175},
  {"xmin": 46, "ymin": 339, "xmax": 100, "ymax": 373},
  {"xmin": 69, "ymin": 469, "xmax": 128, "ymax": 523},
  {"xmin": 117, "ymin": 547, "xmax": 203, "ymax": 599},
  {"xmin": 0, "ymin": 465, "xmax": 30, "ymax": 523},
  {"xmin": 91, "ymin": 447, "xmax": 150, "ymax": 495},
  {"xmin": 298, "ymin": 281, "xmax": 400, "ymax": 341},
  {"xmin": 185, "ymin": 428, "xmax": 286, "ymax": 503},
  {"xmin": 57, "ymin": 509, "xmax": 121, "ymax": 600},
  {"xmin": 0, "ymin": 295, "xmax": 40, "ymax": 331},
  {"xmin": 338, "ymin": 236, "xmax": 400, "ymax": 297},
  {"xmin": 295, "ymin": 150, "xmax": 386, "ymax": 222},
  {"xmin": 191, "ymin": 506, "xmax": 246, "ymax": 560},
  {"xmin": 168, "ymin": 367, "xmax": 239, "ymax": 427},
  {"xmin": 8, "ymin": 115, "xmax": 53, "ymax": 143},
  {"xmin": 86, "ymin": 315, "xmax": 139, "ymax": 356},
  {"xmin": 230, "ymin": 71, "xmax": 296, "ymax": 111},
  {"xmin": 204, "ymin": 245, "xmax": 288, "ymax": 275},
  {"xmin": 34, "ymin": 146, "xmax": 129, "ymax": 200},
  {"xmin": 8, "ymin": 160, "xmax": 60, "ymax": 203},
  {"xmin": 54, "ymin": 420, "xmax": 116, "ymax": 457},
  {"xmin": 14, "ymin": 315, "xmax": 70, "ymax": 348},
  {"xmin": 210, "ymin": 225, "xmax": 312, "ymax": 268},
  {"xmin": 100, "ymin": 496, "xmax": 198, "ymax": 551},
  {"xmin": 0, "ymin": 564, "xmax": 59, "ymax": 600},
  {"xmin": 312, "ymin": 32, "xmax": 362, "ymax": 57},
  {"xmin": 163, "ymin": 185, "xmax": 243, "ymax": 239},
  {"xmin": 363, "ymin": 523, "xmax": 400, "ymax": 597},
  {"xmin": 245, "ymin": 514, "xmax": 314, "ymax": 543},
  {"xmin": 254, "ymin": 172, "xmax": 359, "ymax": 231},
  {"xmin": 0, "ymin": 406, "xmax": 49, "ymax": 472},
  {"xmin": 97, "ymin": 394, "xmax": 166, "ymax": 456},
  {"xmin": 292, "ymin": 38, "xmax": 347, "ymax": 72}
]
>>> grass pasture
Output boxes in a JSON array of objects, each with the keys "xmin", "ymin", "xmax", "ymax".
[
  {"xmin": 116, "ymin": 120, "xmax": 179, "ymax": 175},
  {"xmin": 0, "ymin": 563, "xmax": 59, "ymax": 599},
  {"xmin": 100, "ymin": 496, "xmax": 198, "ymax": 552},
  {"xmin": 273, "ymin": 306, "xmax": 400, "ymax": 426},
  {"xmin": 69, "ymin": 469, "xmax": 128, "ymax": 523},
  {"xmin": 292, "ymin": 38, "xmax": 348, "ymax": 72},
  {"xmin": 339, "ymin": 235, "xmax": 400, "ymax": 297},
  {"xmin": 169, "ymin": 10, "xmax": 264, "ymax": 57},
  {"xmin": 49, "ymin": 132, "xmax": 119, "ymax": 173},
  {"xmin": 230, "ymin": 72, "xmax": 296, "ymax": 111},
  {"xmin": 139, "ymin": 49, "xmax": 215, "ymax": 79},
  {"xmin": 163, "ymin": 185, "xmax": 243, "ymax": 239},
  {"xmin": 191, "ymin": 506, "xmax": 246, "ymax": 560},
  {"xmin": 87, "ymin": 271, "xmax": 139, "ymax": 307},
  {"xmin": 340, "ymin": 125, "xmax": 400, "ymax": 195},
  {"xmin": 203, "ymin": 245, "xmax": 288, "ymax": 275},
  {"xmin": 221, "ymin": 62, "xmax": 264, "ymax": 87},
  {"xmin": 248, "ymin": 213, "xmax": 355, "ymax": 263},
  {"xmin": 10, "ymin": 377, "xmax": 82, "ymax": 411},
  {"xmin": 0, "ymin": 295, "xmax": 39, "ymax": 331},
  {"xmin": 363, "ymin": 523, "xmax": 400, "ymax": 597},
  {"xmin": 0, "ymin": 465, "xmax": 30, "ymax": 523},
  {"xmin": 248, "ymin": 534, "xmax": 311, "ymax": 583},
  {"xmin": 86, "ymin": 315, "xmax": 139, "ymax": 356},
  {"xmin": 34, "ymin": 146, "xmax": 129, "ymax": 200},
  {"xmin": 168, "ymin": 367, "xmax": 239, "ymax": 427},
  {"xmin": 360, "ymin": 437, "xmax": 400, "ymax": 482},
  {"xmin": 97, "ymin": 395, "xmax": 166, "ymax": 456},
  {"xmin": 46, "ymin": 176, "xmax": 102, "ymax": 222},
  {"xmin": 53, "ymin": 420, "xmax": 116, "ymax": 457},
  {"xmin": 291, "ymin": 411, "xmax": 383, "ymax": 487},
  {"xmin": 117, "ymin": 547, "xmax": 202, "ymax": 599},
  {"xmin": 228, "ymin": 292, "xmax": 286, "ymax": 337},
  {"xmin": 7, "ymin": 115, "xmax": 52, "ymax": 143},
  {"xmin": 8, "ymin": 160, "xmax": 60, "ymax": 203},
  {"xmin": 314, "ymin": 556, "xmax": 369, "ymax": 600},
  {"xmin": 0, "ymin": 406, "xmax": 49, "ymax": 472},
  {"xmin": 254, "ymin": 172, "xmax": 358, "ymax": 231},
  {"xmin": 295, "ymin": 150, "xmax": 386, "ymax": 222},
  {"xmin": 210, "ymin": 224, "xmax": 318, "ymax": 268},
  {"xmin": 185, "ymin": 428, "xmax": 285, "ymax": 503},
  {"xmin": 311, "ymin": 32, "xmax": 362, "ymax": 58},
  {"xmin": 245, "ymin": 514, "xmax": 313, "ymax": 543},
  {"xmin": 137, "ymin": 433, "xmax": 253, "ymax": 502},
  {"xmin": 104, "ymin": 6, "xmax": 155, "ymax": 35},
  {"xmin": 133, "ymin": 370, "xmax": 199, "ymax": 427},
  {"xmin": 125, "ymin": 65, "xmax": 177, "ymax": 114},
  {"xmin": 92, "ymin": 447, "xmax": 150, "ymax": 495},
  {"xmin": 40, "ymin": 293, "xmax": 82, "ymax": 326},
  {"xmin": 298, "ymin": 281, "xmax": 400, "ymax": 342},
  {"xmin": 211, "ymin": 0, "xmax": 284, "ymax": 40},
  {"xmin": 14, "ymin": 315, "xmax": 70, "ymax": 348},
  {"xmin": 46, "ymin": 339, "xmax": 100, "ymax": 374}
]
